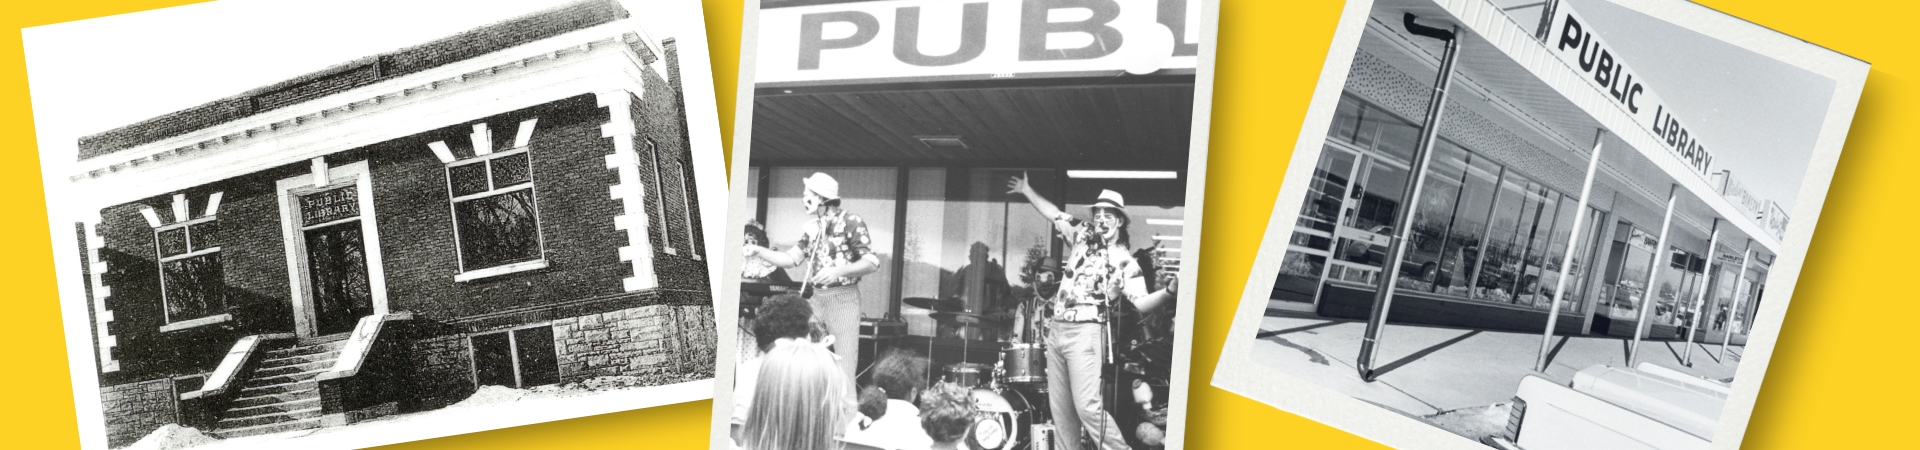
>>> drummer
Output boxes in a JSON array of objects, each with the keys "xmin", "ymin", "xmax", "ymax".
[
  {"xmin": 744, "ymin": 172, "xmax": 877, "ymax": 377},
  {"xmin": 1006, "ymin": 172, "xmax": 1139, "ymax": 450}
]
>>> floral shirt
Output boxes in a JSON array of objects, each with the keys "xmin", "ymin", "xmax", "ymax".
[
  {"xmin": 1051, "ymin": 214, "xmax": 1139, "ymax": 322},
  {"xmin": 796, "ymin": 209, "xmax": 873, "ymax": 288}
]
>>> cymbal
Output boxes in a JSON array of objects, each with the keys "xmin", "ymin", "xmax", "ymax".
[
  {"xmin": 928, "ymin": 311, "xmax": 987, "ymax": 323},
  {"xmin": 902, "ymin": 297, "xmax": 965, "ymax": 312}
]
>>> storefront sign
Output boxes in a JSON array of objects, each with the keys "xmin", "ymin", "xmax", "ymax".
[
  {"xmin": 300, "ymin": 185, "xmax": 360, "ymax": 225},
  {"xmin": 1546, "ymin": 3, "xmax": 1715, "ymax": 177},
  {"xmin": 1712, "ymin": 170, "xmax": 1765, "ymax": 220},
  {"xmin": 1762, "ymin": 201, "xmax": 1789, "ymax": 240},
  {"xmin": 756, "ymin": 0, "xmax": 1201, "ymax": 85}
]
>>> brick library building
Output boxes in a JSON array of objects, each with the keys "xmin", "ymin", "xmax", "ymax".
[{"xmin": 65, "ymin": 1, "xmax": 716, "ymax": 445}]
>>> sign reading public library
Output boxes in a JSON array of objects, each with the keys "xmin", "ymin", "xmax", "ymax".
[
  {"xmin": 1547, "ymin": 2, "xmax": 1717, "ymax": 177},
  {"xmin": 756, "ymin": 0, "xmax": 1201, "ymax": 86}
]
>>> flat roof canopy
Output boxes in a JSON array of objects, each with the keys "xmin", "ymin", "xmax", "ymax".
[
  {"xmin": 748, "ymin": 78, "xmax": 1196, "ymax": 171},
  {"xmin": 1369, "ymin": 0, "xmax": 1779, "ymax": 255}
]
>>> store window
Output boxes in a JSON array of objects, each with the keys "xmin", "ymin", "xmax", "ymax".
[
  {"xmin": 1276, "ymin": 148, "xmax": 1356, "ymax": 302},
  {"xmin": 1511, "ymin": 186, "xmax": 1561, "ymax": 307},
  {"xmin": 1473, "ymin": 173, "xmax": 1527, "ymax": 301},
  {"xmin": 1350, "ymin": 156, "xmax": 1408, "ymax": 233},
  {"xmin": 1604, "ymin": 224, "xmax": 1658, "ymax": 320},
  {"xmin": 1396, "ymin": 141, "xmax": 1468, "ymax": 292},
  {"xmin": 1654, "ymin": 246, "xmax": 1707, "ymax": 328},
  {"xmin": 447, "ymin": 148, "xmax": 545, "ymax": 273},
  {"xmin": 157, "ymin": 218, "xmax": 225, "ymax": 323},
  {"xmin": 1432, "ymin": 155, "xmax": 1500, "ymax": 298}
]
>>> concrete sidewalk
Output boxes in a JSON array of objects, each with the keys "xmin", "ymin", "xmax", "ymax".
[{"xmin": 1248, "ymin": 310, "xmax": 1745, "ymax": 418}]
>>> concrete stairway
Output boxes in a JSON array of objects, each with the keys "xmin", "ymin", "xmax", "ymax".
[{"xmin": 211, "ymin": 336, "xmax": 348, "ymax": 438}]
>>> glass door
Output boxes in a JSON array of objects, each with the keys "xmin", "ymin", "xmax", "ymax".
[
  {"xmin": 298, "ymin": 184, "xmax": 375, "ymax": 336},
  {"xmin": 1326, "ymin": 153, "xmax": 1407, "ymax": 288},
  {"xmin": 1273, "ymin": 146, "xmax": 1362, "ymax": 304}
]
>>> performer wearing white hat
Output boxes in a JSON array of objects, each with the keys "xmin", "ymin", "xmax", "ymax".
[
  {"xmin": 1007, "ymin": 172, "xmax": 1143, "ymax": 450},
  {"xmin": 744, "ymin": 172, "xmax": 877, "ymax": 377}
]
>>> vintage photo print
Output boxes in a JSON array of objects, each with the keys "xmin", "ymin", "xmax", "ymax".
[
  {"xmin": 1212, "ymin": 0, "xmax": 1867, "ymax": 449},
  {"xmin": 713, "ymin": 1, "xmax": 1218, "ymax": 449},
  {"xmin": 24, "ymin": 0, "xmax": 729, "ymax": 448}
]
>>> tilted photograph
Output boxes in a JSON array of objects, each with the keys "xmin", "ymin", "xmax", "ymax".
[
  {"xmin": 24, "ymin": 0, "xmax": 730, "ymax": 448},
  {"xmin": 715, "ymin": 1, "xmax": 1218, "ymax": 449},
  {"xmin": 1212, "ymin": 0, "xmax": 1867, "ymax": 449}
]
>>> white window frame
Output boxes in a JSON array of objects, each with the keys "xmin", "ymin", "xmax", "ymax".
[
  {"xmin": 466, "ymin": 321, "xmax": 556, "ymax": 389},
  {"xmin": 645, "ymin": 138, "xmax": 675, "ymax": 255},
  {"xmin": 445, "ymin": 146, "xmax": 550, "ymax": 282},
  {"xmin": 675, "ymin": 156, "xmax": 700, "ymax": 261},
  {"xmin": 155, "ymin": 215, "xmax": 231, "ymax": 331}
]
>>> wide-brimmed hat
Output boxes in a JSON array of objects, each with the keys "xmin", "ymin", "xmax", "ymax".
[
  {"xmin": 803, "ymin": 172, "xmax": 840, "ymax": 200},
  {"xmin": 1092, "ymin": 189, "xmax": 1127, "ymax": 213}
]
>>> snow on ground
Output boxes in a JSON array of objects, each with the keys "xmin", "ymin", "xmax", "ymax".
[
  {"xmin": 116, "ymin": 374, "xmax": 703, "ymax": 449},
  {"xmin": 1420, "ymin": 402, "xmax": 1513, "ymax": 443},
  {"xmin": 121, "ymin": 424, "xmax": 219, "ymax": 450},
  {"xmin": 447, "ymin": 374, "xmax": 702, "ymax": 409}
]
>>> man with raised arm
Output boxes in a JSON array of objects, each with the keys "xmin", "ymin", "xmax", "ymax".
[{"xmin": 1007, "ymin": 172, "xmax": 1174, "ymax": 450}]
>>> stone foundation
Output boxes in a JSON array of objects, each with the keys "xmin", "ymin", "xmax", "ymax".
[
  {"xmin": 553, "ymin": 304, "xmax": 717, "ymax": 383},
  {"xmin": 407, "ymin": 334, "xmax": 476, "ymax": 411},
  {"xmin": 101, "ymin": 377, "xmax": 177, "ymax": 447}
]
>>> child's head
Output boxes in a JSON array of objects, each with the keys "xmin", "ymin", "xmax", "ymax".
[
  {"xmin": 917, "ymin": 382, "xmax": 977, "ymax": 445},
  {"xmin": 740, "ymin": 340, "xmax": 852, "ymax": 450}
]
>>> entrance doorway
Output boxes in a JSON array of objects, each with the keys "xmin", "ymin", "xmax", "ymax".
[
  {"xmin": 1272, "ymin": 145, "xmax": 1363, "ymax": 307},
  {"xmin": 278, "ymin": 160, "xmax": 388, "ymax": 338}
]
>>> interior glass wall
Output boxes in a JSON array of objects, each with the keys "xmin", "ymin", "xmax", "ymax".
[
  {"xmin": 762, "ymin": 167, "xmax": 898, "ymax": 317},
  {"xmin": 899, "ymin": 168, "xmax": 1058, "ymax": 339}
]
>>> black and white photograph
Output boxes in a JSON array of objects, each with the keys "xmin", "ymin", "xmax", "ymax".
[
  {"xmin": 714, "ymin": 1, "xmax": 1217, "ymax": 449},
  {"xmin": 1212, "ymin": 0, "xmax": 1866, "ymax": 449},
  {"xmin": 24, "ymin": 0, "xmax": 729, "ymax": 448}
]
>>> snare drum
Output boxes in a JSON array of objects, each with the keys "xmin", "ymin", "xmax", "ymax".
[
  {"xmin": 1001, "ymin": 343, "xmax": 1046, "ymax": 385},
  {"xmin": 943, "ymin": 363, "xmax": 992, "ymax": 389}
]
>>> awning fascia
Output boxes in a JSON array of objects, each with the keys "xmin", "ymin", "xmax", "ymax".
[{"xmin": 1426, "ymin": 0, "xmax": 1781, "ymax": 253}]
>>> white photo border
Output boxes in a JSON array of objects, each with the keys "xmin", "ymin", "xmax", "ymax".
[
  {"xmin": 709, "ymin": 1, "xmax": 1223, "ymax": 449},
  {"xmin": 26, "ymin": 1, "xmax": 734, "ymax": 448},
  {"xmin": 1209, "ymin": 0, "xmax": 1869, "ymax": 449}
]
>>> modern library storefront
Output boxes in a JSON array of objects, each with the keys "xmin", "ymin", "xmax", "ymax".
[{"xmin": 1270, "ymin": 1, "xmax": 1775, "ymax": 344}]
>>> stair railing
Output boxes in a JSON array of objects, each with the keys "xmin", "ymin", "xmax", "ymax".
[
  {"xmin": 178, "ymin": 333, "xmax": 294, "ymax": 429},
  {"xmin": 315, "ymin": 311, "xmax": 414, "ymax": 426}
]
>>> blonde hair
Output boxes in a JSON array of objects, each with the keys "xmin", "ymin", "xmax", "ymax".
[{"xmin": 740, "ymin": 339, "xmax": 853, "ymax": 450}]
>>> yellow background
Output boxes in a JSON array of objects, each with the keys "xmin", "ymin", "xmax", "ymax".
[{"xmin": 2, "ymin": 0, "xmax": 1912, "ymax": 448}]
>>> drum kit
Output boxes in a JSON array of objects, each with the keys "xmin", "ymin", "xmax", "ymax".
[{"xmin": 904, "ymin": 296, "xmax": 1053, "ymax": 450}]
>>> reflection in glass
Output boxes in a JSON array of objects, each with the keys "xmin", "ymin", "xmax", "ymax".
[
  {"xmin": 306, "ymin": 221, "xmax": 372, "ymax": 335},
  {"xmin": 1397, "ymin": 141, "xmax": 1467, "ymax": 292},
  {"xmin": 1274, "ymin": 251, "xmax": 1327, "ymax": 302},
  {"xmin": 1608, "ymin": 226, "xmax": 1656, "ymax": 320},
  {"xmin": 455, "ymin": 189, "xmax": 542, "ymax": 270},
  {"xmin": 1351, "ymin": 161, "xmax": 1406, "ymax": 233},
  {"xmin": 1474, "ymin": 173, "xmax": 1526, "ymax": 301},
  {"xmin": 1513, "ymin": 186, "xmax": 1559, "ymax": 306},
  {"xmin": 1298, "ymin": 148, "xmax": 1355, "ymax": 233},
  {"xmin": 189, "ymin": 221, "xmax": 221, "ymax": 250},
  {"xmin": 491, "ymin": 153, "xmax": 533, "ymax": 187},
  {"xmin": 449, "ymin": 163, "xmax": 490, "ymax": 198},
  {"xmin": 162, "ymin": 254, "xmax": 224, "ymax": 321},
  {"xmin": 158, "ymin": 228, "xmax": 189, "ymax": 257},
  {"xmin": 1437, "ymin": 156, "xmax": 1499, "ymax": 297}
]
